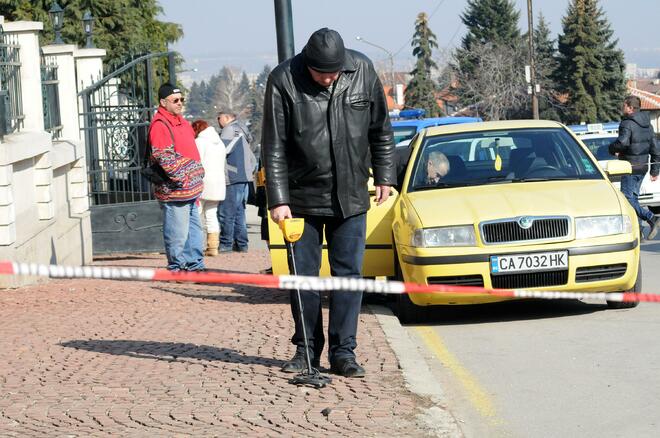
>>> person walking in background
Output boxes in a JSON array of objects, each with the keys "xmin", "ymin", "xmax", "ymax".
[
  {"xmin": 609, "ymin": 95, "xmax": 660, "ymax": 240},
  {"xmin": 261, "ymin": 28, "xmax": 395, "ymax": 377},
  {"xmin": 192, "ymin": 119, "xmax": 226, "ymax": 256},
  {"xmin": 217, "ymin": 110, "xmax": 257, "ymax": 253},
  {"xmin": 149, "ymin": 83, "xmax": 205, "ymax": 271}
]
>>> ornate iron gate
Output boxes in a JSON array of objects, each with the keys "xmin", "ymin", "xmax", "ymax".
[{"xmin": 79, "ymin": 52, "xmax": 176, "ymax": 254}]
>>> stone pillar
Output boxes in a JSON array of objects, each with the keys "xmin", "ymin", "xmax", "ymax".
[
  {"xmin": 34, "ymin": 152, "xmax": 54, "ymax": 220},
  {"xmin": 68, "ymin": 159, "xmax": 89, "ymax": 215},
  {"xmin": 0, "ymin": 164, "xmax": 16, "ymax": 245},
  {"xmin": 3, "ymin": 21, "xmax": 44, "ymax": 132},
  {"xmin": 41, "ymin": 44, "xmax": 80, "ymax": 140},
  {"xmin": 74, "ymin": 48, "xmax": 106, "ymax": 91}
]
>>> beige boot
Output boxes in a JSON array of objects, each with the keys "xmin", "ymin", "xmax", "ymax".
[{"xmin": 205, "ymin": 232, "xmax": 219, "ymax": 256}]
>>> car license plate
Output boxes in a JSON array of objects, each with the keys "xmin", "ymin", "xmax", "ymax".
[{"xmin": 490, "ymin": 251, "xmax": 568, "ymax": 275}]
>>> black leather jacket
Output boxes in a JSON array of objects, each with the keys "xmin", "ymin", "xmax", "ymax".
[
  {"xmin": 609, "ymin": 111, "xmax": 660, "ymax": 176},
  {"xmin": 261, "ymin": 49, "xmax": 395, "ymax": 217}
]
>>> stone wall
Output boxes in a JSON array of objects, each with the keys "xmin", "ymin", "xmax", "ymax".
[{"xmin": 0, "ymin": 18, "xmax": 104, "ymax": 287}]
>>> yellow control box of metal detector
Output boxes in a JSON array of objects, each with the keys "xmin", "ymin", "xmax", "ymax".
[{"xmin": 279, "ymin": 218, "xmax": 304, "ymax": 243}]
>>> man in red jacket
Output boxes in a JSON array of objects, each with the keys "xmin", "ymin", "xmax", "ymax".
[{"xmin": 149, "ymin": 83, "xmax": 205, "ymax": 271}]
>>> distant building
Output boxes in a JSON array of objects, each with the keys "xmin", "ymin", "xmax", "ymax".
[
  {"xmin": 626, "ymin": 63, "xmax": 660, "ymax": 79},
  {"xmin": 379, "ymin": 72, "xmax": 464, "ymax": 115}
]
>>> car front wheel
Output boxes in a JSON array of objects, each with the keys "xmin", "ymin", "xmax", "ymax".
[
  {"xmin": 607, "ymin": 261, "xmax": 641, "ymax": 309},
  {"xmin": 394, "ymin": 254, "xmax": 424, "ymax": 323}
]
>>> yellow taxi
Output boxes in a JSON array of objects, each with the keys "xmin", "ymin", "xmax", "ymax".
[{"xmin": 268, "ymin": 120, "xmax": 641, "ymax": 322}]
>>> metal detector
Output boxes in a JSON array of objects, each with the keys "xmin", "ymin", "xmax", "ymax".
[{"xmin": 280, "ymin": 218, "xmax": 332, "ymax": 389}]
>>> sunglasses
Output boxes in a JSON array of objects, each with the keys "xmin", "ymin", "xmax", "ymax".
[{"xmin": 169, "ymin": 97, "xmax": 185, "ymax": 104}]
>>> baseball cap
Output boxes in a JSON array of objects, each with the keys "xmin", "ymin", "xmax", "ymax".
[{"xmin": 158, "ymin": 83, "xmax": 181, "ymax": 100}]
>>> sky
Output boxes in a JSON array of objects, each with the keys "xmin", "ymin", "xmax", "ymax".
[{"xmin": 158, "ymin": 0, "xmax": 660, "ymax": 83}]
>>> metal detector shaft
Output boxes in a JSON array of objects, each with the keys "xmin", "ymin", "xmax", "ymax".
[
  {"xmin": 286, "ymin": 240, "xmax": 314, "ymax": 374},
  {"xmin": 280, "ymin": 218, "xmax": 332, "ymax": 388}
]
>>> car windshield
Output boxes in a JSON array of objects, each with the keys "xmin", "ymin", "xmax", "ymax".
[
  {"xmin": 580, "ymin": 136, "xmax": 617, "ymax": 160},
  {"xmin": 409, "ymin": 127, "xmax": 603, "ymax": 192},
  {"xmin": 393, "ymin": 126, "xmax": 417, "ymax": 145}
]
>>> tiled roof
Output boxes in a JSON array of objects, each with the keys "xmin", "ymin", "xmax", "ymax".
[
  {"xmin": 630, "ymin": 79, "xmax": 660, "ymax": 95},
  {"xmin": 383, "ymin": 85, "xmax": 404, "ymax": 110},
  {"xmin": 382, "ymin": 83, "xmax": 461, "ymax": 112},
  {"xmin": 627, "ymin": 84, "xmax": 660, "ymax": 110}
]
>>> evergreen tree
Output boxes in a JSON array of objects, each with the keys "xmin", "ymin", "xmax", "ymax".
[
  {"xmin": 462, "ymin": 0, "xmax": 520, "ymax": 44},
  {"xmin": 453, "ymin": 0, "xmax": 524, "ymax": 119},
  {"xmin": 405, "ymin": 12, "xmax": 442, "ymax": 117},
  {"xmin": 596, "ymin": 12, "xmax": 626, "ymax": 121},
  {"xmin": 534, "ymin": 13, "xmax": 561, "ymax": 120},
  {"xmin": 247, "ymin": 65, "xmax": 272, "ymax": 147},
  {"xmin": 238, "ymin": 72, "xmax": 251, "ymax": 98},
  {"xmin": 186, "ymin": 82, "xmax": 205, "ymax": 119},
  {"xmin": 455, "ymin": 0, "xmax": 521, "ymax": 75},
  {"xmin": 1, "ymin": 0, "xmax": 182, "ymax": 70},
  {"xmin": 556, "ymin": 0, "xmax": 625, "ymax": 123}
]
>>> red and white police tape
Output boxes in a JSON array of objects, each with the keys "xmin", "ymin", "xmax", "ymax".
[{"xmin": 1, "ymin": 260, "xmax": 659, "ymax": 304}]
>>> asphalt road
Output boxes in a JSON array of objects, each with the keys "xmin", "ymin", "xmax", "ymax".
[{"xmin": 406, "ymin": 240, "xmax": 660, "ymax": 438}]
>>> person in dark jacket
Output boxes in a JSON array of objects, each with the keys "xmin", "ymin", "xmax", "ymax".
[
  {"xmin": 609, "ymin": 95, "xmax": 660, "ymax": 239},
  {"xmin": 217, "ymin": 110, "xmax": 257, "ymax": 252},
  {"xmin": 261, "ymin": 28, "xmax": 395, "ymax": 378}
]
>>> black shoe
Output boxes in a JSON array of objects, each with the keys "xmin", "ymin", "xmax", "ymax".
[
  {"xmin": 233, "ymin": 243, "xmax": 249, "ymax": 253},
  {"xmin": 330, "ymin": 357, "xmax": 365, "ymax": 378},
  {"xmin": 281, "ymin": 352, "xmax": 319, "ymax": 373},
  {"xmin": 647, "ymin": 216, "xmax": 660, "ymax": 240}
]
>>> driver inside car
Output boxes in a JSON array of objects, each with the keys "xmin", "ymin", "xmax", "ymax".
[{"xmin": 426, "ymin": 151, "xmax": 450, "ymax": 185}]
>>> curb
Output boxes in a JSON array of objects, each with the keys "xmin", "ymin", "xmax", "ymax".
[{"xmin": 368, "ymin": 304, "xmax": 463, "ymax": 437}]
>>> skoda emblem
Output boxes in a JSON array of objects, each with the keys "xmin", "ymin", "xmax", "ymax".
[{"xmin": 518, "ymin": 216, "xmax": 534, "ymax": 229}]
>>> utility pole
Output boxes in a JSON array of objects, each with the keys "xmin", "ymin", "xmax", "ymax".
[
  {"xmin": 273, "ymin": 0, "xmax": 295, "ymax": 63},
  {"xmin": 356, "ymin": 36, "xmax": 396, "ymax": 106},
  {"xmin": 526, "ymin": 0, "xmax": 540, "ymax": 119}
]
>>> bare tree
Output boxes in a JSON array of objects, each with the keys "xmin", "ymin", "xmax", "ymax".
[
  {"xmin": 453, "ymin": 41, "xmax": 527, "ymax": 120},
  {"xmin": 213, "ymin": 66, "xmax": 250, "ymax": 115}
]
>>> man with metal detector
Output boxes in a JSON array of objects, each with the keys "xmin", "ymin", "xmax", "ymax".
[{"xmin": 262, "ymin": 27, "xmax": 395, "ymax": 379}]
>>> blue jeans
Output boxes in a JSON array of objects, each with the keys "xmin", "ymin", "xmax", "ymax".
[
  {"xmin": 288, "ymin": 213, "xmax": 366, "ymax": 364},
  {"xmin": 218, "ymin": 183, "xmax": 249, "ymax": 251},
  {"xmin": 621, "ymin": 174, "xmax": 653, "ymax": 224},
  {"xmin": 160, "ymin": 200, "xmax": 205, "ymax": 271}
]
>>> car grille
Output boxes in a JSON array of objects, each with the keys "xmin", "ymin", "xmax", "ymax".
[
  {"xmin": 428, "ymin": 275, "xmax": 484, "ymax": 287},
  {"xmin": 491, "ymin": 270, "xmax": 568, "ymax": 289},
  {"xmin": 575, "ymin": 264, "xmax": 627, "ymax": 283},
  {"xmin": 481, "ymin": 217, "xmax": 570, "ymax": 244}
]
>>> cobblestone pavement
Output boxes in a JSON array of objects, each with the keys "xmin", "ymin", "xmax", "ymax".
[{"xmin": 0, "ymin": 249, "xmax": 436, "ymax": 436}]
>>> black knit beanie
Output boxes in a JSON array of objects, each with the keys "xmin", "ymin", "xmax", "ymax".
[{"xmin": 302, "ymin": 28, "xmax": 346, "ymax": 72}]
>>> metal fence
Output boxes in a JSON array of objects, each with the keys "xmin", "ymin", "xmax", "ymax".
[
  {"xmin": 0, "ymin": 25, "xmax": 24, "ymax": 137},
  {"xmin": 41, "ymin": 53, "xmax": 62, "ymax": 139}
]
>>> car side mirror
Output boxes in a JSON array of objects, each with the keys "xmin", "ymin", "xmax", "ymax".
[{"xmin": 604, "ymin": 160, "xmax": 632, "ymax": 177}]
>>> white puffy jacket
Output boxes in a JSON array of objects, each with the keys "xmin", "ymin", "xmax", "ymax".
[{"xmin": 195, "ymin": 126, "xmax": 226, "ymax": 201}]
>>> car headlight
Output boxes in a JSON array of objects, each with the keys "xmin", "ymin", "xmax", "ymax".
[
  {"xmin": 575, "ymin": 215, "xmax": 632, "ymax": 239},
  {"xmin": 412, "ymin": 225, "xmax": 476, "ymax": 247}
]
